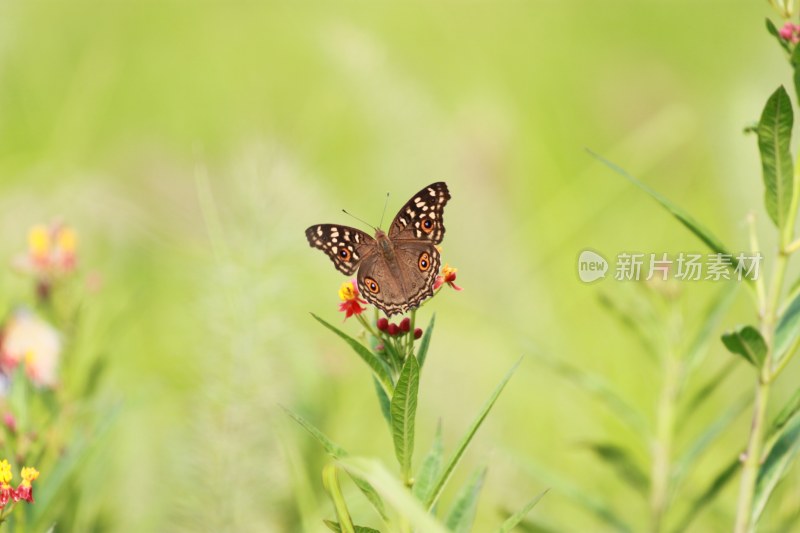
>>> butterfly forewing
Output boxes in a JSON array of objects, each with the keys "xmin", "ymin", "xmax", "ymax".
[
  {"xmin": 389, "ymin": 182, "xmax": 450, "ymax": 244},
  {"xmin": 305, "ymin": 224, "xmax": 374, "ymax": 275}
]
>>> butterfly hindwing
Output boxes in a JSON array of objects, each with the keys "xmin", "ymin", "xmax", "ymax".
[
  {"xmin": 389, "ymin": 182, "xmax": 450, "ymax": 244},
  {"xmin": 305, "ymin": 224, "xmax": 374, "ymax": 276}
]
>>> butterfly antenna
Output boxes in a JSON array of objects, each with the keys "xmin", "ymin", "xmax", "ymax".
[
  {"xmin": 342, "ymin": 209, "xmax": 377, "ymax": 232},
  {"xmin": 378, "ymin": 192, "xmax": 390, "ymax": 230}
]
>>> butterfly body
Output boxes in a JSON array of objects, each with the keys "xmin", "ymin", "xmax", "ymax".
[{"xmin": 306, "ymin": 182, "xmax": 451, "ymax": 316}]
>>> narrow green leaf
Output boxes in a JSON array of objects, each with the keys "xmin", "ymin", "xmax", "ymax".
[
  {"xmin": 753, "ymin": 409, "xmax": 800, "ymax": 524},
  {"xmin": 578, "ymin": 442, "xmax": 648, "ymax": 493},
  {"xmin": 596, "ymin": 292, "xmax": 657, "ymax": 358},
  {"xmin": 793, "ymin": 44, "xmax": 800, "ymax": 120},
  {"xmin": 417, "ymin": 314, "xmax": 436, "ymax": 368},
  {"xmin": 424, "ymin": 359, "xmax": 521, "ymax": 510},
  {"xmin": 283, "ymin": 407, "xmax": 388, "ymax": 520},
  {"xmin": 774, "ymin": 291, "xmax": 800, "ymax": 368},
  {"xmin": 682, "ymin": 361, "xmax": 737, "ymax": 418},
  {"xmin": 322, "ymin": 464, "xmax": 356, "ymax": 533},
  {"xmin": 521, "ymin": 460, "xmax": 633, "ymax": 532},
  {"xmin": 338, "ymin": 457, "xmax": 451, "ymax": 533},
  {"xmin": 769, "ymin": 387, "xmax": 800, "ymax": 439},
  {"xmin": 767, "ymin": 18, "xmax": 793, "ymax": 54},
  {"xmin": 541, "ymin": 356, "xmax": 650, "ymax": 439},
  {"xmin": 373, "ymin": 377, "xmax": 392, "ymax": 427},
  {"xmin": 672, "ymin": 395, "xmax": 749, "ymax": 487},
  {"xmin": 683, "ymin": 283, "xmax": 739, "ymax": 373},
  {"xmin": 391, "ymin": 354, "xmax": 420, "ymax": 480},
  {"xmin": 673, "ymin": 456, "xmax": 739, "ymax": 531},
  {"xmin": 323, "ymin": 520, "xmax": 381, "ymax": 533},
  {"xmin": 413, "ymin": 421, "xmax": 444, "ymax": 502},
  {"xmin": 757, "ymin": 86, "xmax": 794, "ymax": 228},
  {"xmin": 312, "ymin": 313, "xmax": 394, "ymax": 395},
  {"xmin": 445, "ymin": 467, "xmax": 487, "ymax": 533},
  {"xmin": 496, "ymin": 490, "xmax": 549, "ymax": 533},
  {"xmin": 721, "ymin": 325, "xmax": 767, "ymax": 367},
  {"xmin": 587, "ymin": 149, "xmax": 733, "ymax": 258}
]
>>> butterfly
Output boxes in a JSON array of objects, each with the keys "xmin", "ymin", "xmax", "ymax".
[{"xmin": 306, "ymin": 182, "xmax": 451, "ymax": 316}]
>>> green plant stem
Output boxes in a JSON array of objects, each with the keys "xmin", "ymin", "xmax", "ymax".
[
  {"xmin": 748, "ymin": 213, "xmax": 767, "ymax": 314},
  {"xmin": 734, "ymin": 246, "xmax": 790, "ymax": 532},
  {"xmin": 650, "ymin": 354, "xmax": 678, "ymax": 533},
  {"xmin": 322, "ymin": 464, "xmax": 356, "ymax": 533}
]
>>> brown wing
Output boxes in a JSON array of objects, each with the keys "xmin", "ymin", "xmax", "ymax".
[
  {"xmin": 388, "ymin": 182, "xmax": 450, "ymax": 244},
  {"xmin": 305, "ymin": 224, "xmax": 375, "ymax": 276},
  {"xmin": 357, "ymin": 242, "xmax": 440, "ymax": 316}
]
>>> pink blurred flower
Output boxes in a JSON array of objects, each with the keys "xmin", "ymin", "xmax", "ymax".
[
  {"xmin": 13, "ymin": 223, "xmax": 78, "ymax": 290},
  {"xmin": 0, "ymin": 310, "xmax": 61, "ymax": 388}
]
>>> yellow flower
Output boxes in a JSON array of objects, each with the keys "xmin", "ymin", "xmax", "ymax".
[
  {"xmin": 20, "ymin": 467, "xmax": 39, "ymax": 487},
  {"xmin": 28, "ymin": 225, "xmax": 50, "ymax": 263},
  {"xmin": 0, "ymin": 459, "xmax": 12, "ymax": 485},
  {"xmin": 338, "ymin": 280, "xmax": 358, "ymax": 301}
]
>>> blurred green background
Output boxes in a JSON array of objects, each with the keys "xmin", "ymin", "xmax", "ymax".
[{"xmin": 1, "ymin": 1, "xmax": 797, "ymax": 531}]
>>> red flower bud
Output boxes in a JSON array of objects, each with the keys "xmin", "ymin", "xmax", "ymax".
[
  {"xmin": 377, "ymin": 318, "xmax": 389, "ymax": 331},
  {"xmin": 399, "ymin": 317, "xmax": 411, "ymax": 332},
  {"xmin": 414, "ymin": 328, "xmax": 423, "ymax": 339},
  {"xmin": 387, "ymin": 323, "xmax": 399, "ymax": 336},
  {"xmin": 375, "ymin": 343, "xmax": 384, "ymax": 352}
]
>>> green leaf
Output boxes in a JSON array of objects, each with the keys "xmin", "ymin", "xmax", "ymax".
[
  {"xmin": 683, "ymin": 283, "xmax": 739, "ymax": 374},
  {"xmin": 672, "ymin": 395, "xmax": 749, "ymax": 487},
  {"xmin": 596, "ymin": 292, "xmax": 657, "ymax": 359},
  {"xmin": 338, "ymin": 457, "xmax": 451, "ymax": 533},
  {"xmin": 424, "ymin": 358, "xmax": 521, "ymax": 510},
  {"xmin": 766, "ymin": 18, "xmax": 793, "ymax": 55},
  {"xmin": 757, "ymin": 86, "xmax": 794, "ymax": 229},
  {"xmin": 769, "ymin": 387, "xmax": 800, "ymax": 439},
  {"xmin": 587, "ymin": 149, "xmax": 733, "ymax": 258},
  {"xmin": 774, "ymin": 291, "xmax": 800, "ymax": 368},
  {"xmin": 721, "ymin": 325, "xmax": 767, "ymax": 367},
  {"xmin": 674, "ymin": 456, "xmax": 739, "ymax": 531},
  {"xmin": 413, "ymin": 421, "xmax": 444, "ymax": 502},
  {"xmin": 391, "ymin": 354, "xmax": 420, "ymax": 480},
  {"xmin": 373, "ymin": 377, "xmax": 392, "ymax": 427},
  {"xmin": 323, "ymin": 464, "xmax": 356, "ymax": 533},
  {"xmin": 283, "ymin": 407, "xmax": 388, "ymax": 520},
  {"xmin": 682, "ymin": 361, "xmax": 736, "ymax": 418},
  {"xmin": 578, "ymin": 442, "xmax": 648, "ymax": 493},
  {"xmin": 496, "ymin": 490, "xmax": 549, "ymax": 533},
  {"xmin": 312, "ymin": 313, "xmax": 394, "ymax": 395},
  {"xmin": 521, "ymin": 460, "xmax": 633, "ymax": 532},
  {"xmin": 541, "ymin": 356, "xmax": 649, "ymax": 439},
  {"xmin": 753, "ymin": 408, "xmax": 800, "ymax": 524},
  {"xmin": 417, "ymin": 314, "xmax": 436, "ymax": 369},
  {"xmin": 445, "ymin": 467, "xmax": 487, "ymax": 533},
  {"xmin": 323, "ymin": 520, "xmax": 381, "ymax": 533}
]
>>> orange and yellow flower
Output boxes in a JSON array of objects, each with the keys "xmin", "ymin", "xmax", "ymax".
[
  {"xmin": 338, "ymin": 280, "xmax": 367, "ymax": 319},
  {"xmin": 434, "ymin": 264, "xmax": 463, "ymax": 291}
]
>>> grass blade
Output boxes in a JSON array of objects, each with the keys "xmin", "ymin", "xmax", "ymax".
[
  {"xmin": 413, "ymin": 421, "xmax": 444, "ymax": 502},
  {"xmin": 373, "ymin": 377, "xmax": 392, "ymax": 427},
  {"xmin": 312, "ymin": 313, "xmax": 394, "ymax": 395},
  {"xmin": 496, "ymin": 490, "xmax": 549, "ymax": 533},
  {"xmin": 323, "ymin": 521, "xmax": 380, "ymax": 533},
  {"xmin": 391, "ymin": 354, "xmax": 420, "ymax": 481},
  {"xmin": 338, "ymin": 457, "xmax": 451, "ymax": 533},
  {"xmin": 424, "ymin": 358, "xmax": 521, "ymax": 510},
  {"xmin": 757, "ymin": 85, "xmax": 794, "ymax": 229},
  {"xmin": 682, "ymin": 283, "xmax": 739, "ymax": 374},
  {"xmin": 587, "ymin": 149, "xmax": 733, "ymax": 258},
  {"xmin": 444, "ymin": 466, "xmax": 487, "ymax": 533},
  {"xmin": 417, "ymin": 314, "xmax": 436, "ymax": 369}
]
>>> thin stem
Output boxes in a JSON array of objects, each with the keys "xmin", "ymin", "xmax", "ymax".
[
  {"xmin": 650, "ymin": 354, "xmax": 679, "ymax": 533},
  {"xmin": 748, "ymin": 213, "xmax": 767, "ymax": 315},
  {"xmin": 734, "ymin": 237, "xmax": 792, "ymax": 531},
  {"xmin": 322, "ymin": 464, "xmax": 356, "ymax": 533}
]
